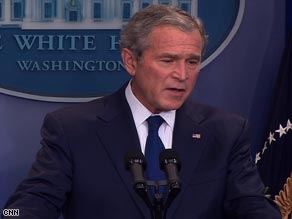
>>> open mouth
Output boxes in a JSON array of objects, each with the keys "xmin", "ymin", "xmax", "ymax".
[
  {"xmin": 168, "ymin": 88, "xmax": 185, "ymax": 92},
  {"xmin": 166, "ymin": 88, "xmax": 186, "ymax": 95}
]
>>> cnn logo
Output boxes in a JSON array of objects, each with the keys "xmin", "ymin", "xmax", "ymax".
[{"xmin": 2, "ymin": 209, "xmax": 19, "ymax": 217}]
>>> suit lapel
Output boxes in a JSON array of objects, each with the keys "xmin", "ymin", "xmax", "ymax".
[
  {"xmin": 94, "ymin": 87, "xmax": 152, "ymax": 218},
  {"xmin": 167, "ymin": 102, "xmax": 209, "ymax": 217}
]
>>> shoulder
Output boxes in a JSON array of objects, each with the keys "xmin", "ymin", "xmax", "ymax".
[
  {"xmin": 184, "ymin": 100, "xmax": 245, "ymax": 122},
  {"xmin": 182, "ymin": 100, "xmax": 248, "ymax": 133},
  {"xmin": 46, "ymin": 85, "xmax": 127, "ymax": 122},
  {"xmin": 47, "ymin": 97, "xmax": 107, "ymax": 121},
  {"xmin": 181, "ymin": 101, "xmax": 251, "ymax": 152}
]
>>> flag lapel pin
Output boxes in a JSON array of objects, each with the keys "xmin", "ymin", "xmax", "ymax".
[{"xmin": 192, "ymin": 133, "xmax": 201, "ymax": 139}]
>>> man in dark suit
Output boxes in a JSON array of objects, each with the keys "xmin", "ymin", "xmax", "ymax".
[{"xmin": 3, "ymin": 5, "xmax": 281, "ymax": 219}]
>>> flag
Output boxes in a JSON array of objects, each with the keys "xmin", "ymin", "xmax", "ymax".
[{"xmin": 256, "ymin": 32, "xmax": 292, "ymax": 199}]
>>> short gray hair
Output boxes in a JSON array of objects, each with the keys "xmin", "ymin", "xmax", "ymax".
[{"xmin": 120, "ymin": 4, "xmax": 207, "ymax": 57}]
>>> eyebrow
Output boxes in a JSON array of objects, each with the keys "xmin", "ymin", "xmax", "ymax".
[{"xmin": 157, "ymin": 53, "xmax": 201, "ymax": 60}]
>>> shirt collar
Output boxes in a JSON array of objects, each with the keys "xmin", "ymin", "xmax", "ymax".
[{"xmin": 125, "ymin": 81, "xmax": 176, "ymax": 130}]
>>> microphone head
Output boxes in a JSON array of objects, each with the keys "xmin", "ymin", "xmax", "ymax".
[
  {"xmin": 159, "ymin": 149, "xmax": 181, "ymax": 171},
  {"xmin": 125, "ymin": 150, "xmax": 147, "ymax": 170}
]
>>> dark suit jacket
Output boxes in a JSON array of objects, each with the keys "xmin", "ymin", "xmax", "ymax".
[{"xmin": 4, "ymin": 85, "xmax": 281, "ymax": 219}]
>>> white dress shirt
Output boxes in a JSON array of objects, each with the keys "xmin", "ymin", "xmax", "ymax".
[{"xmin": 125, "ymin": 81, "xmax": 176, "ymax": 154}]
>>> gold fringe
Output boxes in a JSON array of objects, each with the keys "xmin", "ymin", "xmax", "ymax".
[{"xmin": 275, "ymin": 173, "xmax": 292, "ymax": 219}]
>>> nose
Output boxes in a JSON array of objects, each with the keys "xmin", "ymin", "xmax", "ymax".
[{"xmin": 173, "ymin": 62, "xmax": 188, "ymax": 81}]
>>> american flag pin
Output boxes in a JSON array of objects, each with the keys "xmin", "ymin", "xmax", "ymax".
[{"xmin": 192, "ymin": 133, "xmax": 201, "ymax": 139}]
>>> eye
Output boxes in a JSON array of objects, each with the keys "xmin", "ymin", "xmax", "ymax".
[
  {"xmin": 160, "ymin": 58, "xmax": 173, "ymax": 63},
  {"xmin": 187, "ymin": 59, "xmax": 200, "ymax": 66}
]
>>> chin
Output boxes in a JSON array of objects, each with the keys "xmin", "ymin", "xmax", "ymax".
[{"xmin": 162, "ymin": 103, "xmax": 184, "ymax": 111}]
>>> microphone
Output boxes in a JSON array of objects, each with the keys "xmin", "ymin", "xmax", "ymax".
[
  {"xmin": 125, "ymin": 150, "xmax": 147, "ymax": 189},
  {"xmin": 160, "ymin": 149, "xmax": 181, "ymax": 212},
  {"xmin": 125, "ymin": 150, "xmax": 152, "ymax": 210},
  {"xmin": 159, "ymin": 149, "xmax": 181, "ymax": 190}
]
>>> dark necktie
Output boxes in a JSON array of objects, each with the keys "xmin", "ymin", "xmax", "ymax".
[{"xmin": 145, "ymin": 116, "xmax": 166, "ymax": 184}]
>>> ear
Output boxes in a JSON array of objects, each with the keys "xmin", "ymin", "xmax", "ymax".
[{"xmin": 121, "ymin": 48, "xmax": 138, "ymax": 76}]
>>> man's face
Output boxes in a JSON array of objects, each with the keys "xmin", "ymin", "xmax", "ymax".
[{"xmin": 122, "ymin": 26, "xmax": 203, "ymax": 113}]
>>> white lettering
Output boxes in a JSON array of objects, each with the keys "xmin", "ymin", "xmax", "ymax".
[
  {"xmin": 13, "ymin": 34, "xmax": 99, "ymax": 51},
  {"xmin": 17, "ymin": 60, "xmax": 33, "ymax": 70},
  {"xmin": 16, "ymin": 60, "xmax": 126, "ymax": 72},
  {"xmin": 109, "ymin": 35, "xmax": 119, "ymax": 51},
  {"xmin": 3, "ymin": 209, "xmax": 19, "ymax": 217},
  {"xmin": 14, "ymin": 35, "xmax": 38, "ymax": 50},
  {"xmin": 83, "ymin": 35, "xmax": 96, "ymax": 50}
]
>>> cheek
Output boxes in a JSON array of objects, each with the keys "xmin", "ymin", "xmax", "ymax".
[
  {"xmin": 189, "ymin": 72, "xmax": 200, "ymax": 86},
  {"xmin": 135, "ymin": 69, "xmax": 160, "ymax": 95},
  {"xmin": 142, "ymin": 68, "xmax": 166, "ymax": 88}
]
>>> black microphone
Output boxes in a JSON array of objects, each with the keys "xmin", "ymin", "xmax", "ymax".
[
  {"xmin": 159, "ymin": 149, "xmax": 181, "ymax": 190},
  {"xmin": 160, "ymin": 149, "xmax": 181, "ymax": 214},
  {"xmin": 125, "ymin": 150, "xmax": 147, "ymax": 189},
  {"xmin": 125, "ymin": 150, "xmax": 154, "ymax": 211}
]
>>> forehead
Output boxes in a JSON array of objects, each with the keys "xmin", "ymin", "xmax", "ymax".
[{"xmin": 147, "ymin": 26, "xmax": 204, "ymax": 52}]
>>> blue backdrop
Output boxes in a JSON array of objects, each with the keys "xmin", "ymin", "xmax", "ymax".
[{"xmin": 0, "ymin": 0, "xmax": 287, "ymax": 210}]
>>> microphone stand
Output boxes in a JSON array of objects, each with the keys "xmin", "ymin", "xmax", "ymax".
[
  {"xmin": 134, "ymin": 179, "xmax": 180, "ymax": 219},
  {"xmin": 133, "ymin": 179, "xmax": 165, "ymax": 219},
  {"xmin": 147, "ymin": 180, "xmax": 167, "ymax": 219},
  {"xmin": 163, "ymin": 181, "xmax": 181, "ymax": 219},
  {"xmin": 125, "ymin": 150, "xmax": 181, "ymax": 219},
  {"xmin": 153, "ymin": 192, "xmax": 164, "ymax": 219}
]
